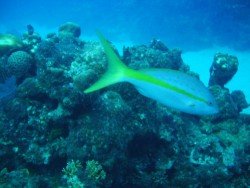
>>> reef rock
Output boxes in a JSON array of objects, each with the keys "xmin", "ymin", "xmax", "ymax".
[
  {"xmin": 231, "ymin": 90, "xmax": 249, "ymax": 113},
  {"xmin": 0, "ymin": 34, "xmax": 22, "ymax": 56},
  {"xmin": 209, "ymin": 53, "xmax": 238, "ymax": 87},
  {"xmin": 58, "ymin": 22, "xmax": 81, "ymax": 38},
  {"xmin": 210, "ymin": 85, "xmax": 249, "ymax": 119},
  {"xmin": 22, "ymin": 25, "xmax": 41, "ymax": 54},
  {"xmin": 123, "ymin": 44, "xmax": 184, "ymax": 70}
]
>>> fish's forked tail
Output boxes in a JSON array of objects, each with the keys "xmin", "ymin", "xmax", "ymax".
[{"xmin": 84, "ymin": 31, "xmax": 129, "ymax": 94}]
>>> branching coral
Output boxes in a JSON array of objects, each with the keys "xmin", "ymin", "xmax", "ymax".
[
  {"xmin": 85, "ymin": 160, "xmax": 106, "ymax": 184},
  {"xmin": 62, "ymin": 160, "xmax": 84, "ymax": 188}
]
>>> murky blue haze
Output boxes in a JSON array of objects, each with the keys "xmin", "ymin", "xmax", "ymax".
[{"xmin": 1, "ymin": 0, "xmax": 250, "ymax": 50}]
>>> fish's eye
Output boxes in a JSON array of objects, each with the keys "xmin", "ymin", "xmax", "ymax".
[{"xmin": 207, "ymin": 101, "xmax": 213, "ymax": 106}]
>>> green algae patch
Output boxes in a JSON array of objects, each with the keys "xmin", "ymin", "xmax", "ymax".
[{"xmin": 0, "ymin": 34, "xmax": 22, "ymax": 56}]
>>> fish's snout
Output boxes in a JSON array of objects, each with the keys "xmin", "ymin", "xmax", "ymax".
[
  {"xmin": 204, "ymin": 98, "xmax": 219, "ymax": 115},
  {"xmin": 210, "ymin": 101, "xmax": 219, "ymax": 114}
]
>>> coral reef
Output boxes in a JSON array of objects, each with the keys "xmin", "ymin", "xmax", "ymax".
[
  {"xmin": 6, "ymin": 51, "xmax": 34, "ymax": 81},
  {"xmin": 0, "ymin": 34, "xmax": 22, "ymax": 56},
  {"xmin": 0, "ymin": 76, "xmax": 16, "ymax": 106},
  {"xmin": 123, "ymin": 42, "xmax": 184, "ymax": 70},
  {"xmin": 231, "ymin": 90, "xmax": 249, "ymax": 112},
  {"xmin": 210, "ymin": 86, "xmax": 248, "ymax": 120},
  {"xmin": 85, "ymin": 160, "xmax": 106, "ymax": 186},
  {"xmin": 58, "ymin": 22, "xmax": 81, "ymax": 38},
  {"xmin": 0, "ymin": 23, "xmax": 249, "ymax": 187},
  {"xmin": 62, "ymin": 160, "xmax": 84, "ymax": 187},
  {"xmin": 22, "ymin": 27, "xmax": 41, "ymax": 54},
  {"xmin": 209, "ymin": 53, "xmax": 239, "ymax": 87}
]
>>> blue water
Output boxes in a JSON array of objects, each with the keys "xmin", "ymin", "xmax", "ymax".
[{"xmin": 1, "ymin": 0, "xmax": 250, "ymax": 50}]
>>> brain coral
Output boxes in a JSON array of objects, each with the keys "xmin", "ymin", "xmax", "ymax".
[{"xmin": 7, "ymin": 51, "xmax": 33, "ymax": 79}]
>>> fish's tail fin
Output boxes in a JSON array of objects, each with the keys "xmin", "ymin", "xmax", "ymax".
[{"xmin": 84, "ymin": 31, "xmax": 129, "ymax": 94}]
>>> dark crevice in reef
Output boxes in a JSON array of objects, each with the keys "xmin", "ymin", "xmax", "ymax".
[
  {"xmin": 47, "ymin": 122, "xmax": 70, "ymax": 140},
  {"xmin": 127, "ymin": 131, "xmax": 174, "ymax": 159},
  {"xmin": 0, "ymin": 154, "xmax": 20, "ymax": 172},
  {"xmin": 26, "ymin": 155, "xmax": 67, "ymax": 176}
]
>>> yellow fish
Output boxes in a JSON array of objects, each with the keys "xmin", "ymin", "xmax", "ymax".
[{"xmin": 84, "ymin": 32, "xmax": 218, "ymax": 115}]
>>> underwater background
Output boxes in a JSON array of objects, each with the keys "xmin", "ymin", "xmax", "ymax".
[{"xmin": 0, "ymin": 0, "xmax": 250, "ymax": 187}]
